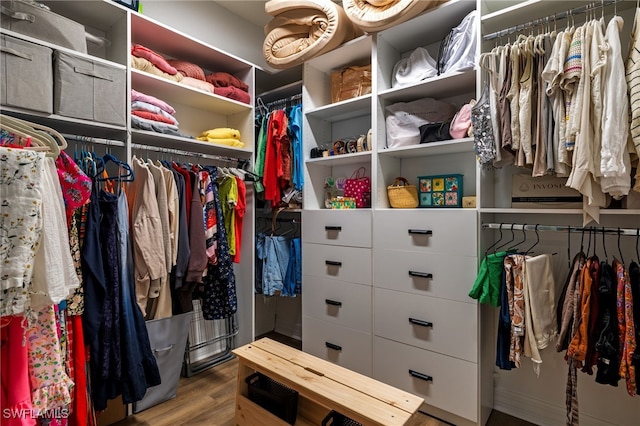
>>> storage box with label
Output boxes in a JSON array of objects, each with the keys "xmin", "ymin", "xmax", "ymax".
[
  {"xmin": 418, "ymin": 174, "xmax": 463, "ymax": 207},
  {"xmin": 54, "ymin": 51, "xmax": 126, "ymax": 126},
  {"xmin": 1, "ymin": 34, "xmax": 53, "ymax": 113},
  {"xmin": 511, "ymin": 174, "xmax": 582, "ymax": 208}
]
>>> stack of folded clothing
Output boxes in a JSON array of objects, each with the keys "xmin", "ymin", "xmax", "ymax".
[
  {"xmin": 205, "ymin": 72, "xmax": 251, "ymax": 104},
  {"xmin": 131, "ymin": 89, "xmax": 191, "ymax": 138},
  {"xmin": 168, "ymin": 59, "xmax": 217, "ymax": 94},
  {"xmin": 131, "ymin": 44, "xmax": 183, "ymax": 82},
  {"xmin": 196, "ymin": 127, "xmax": 244, "ymax": 148}
]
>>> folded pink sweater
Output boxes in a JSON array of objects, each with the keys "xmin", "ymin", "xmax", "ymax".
[
  {"xmin": 167, "ymin": 59, "xmax": 206, "ymax": 81},
  {"xmin": 131, "ymin": 44, "xmax": 177, "ymax": 75},
  {"xmin": 131, "ymin": 89, "xmax": 176, "ymax": 115}
]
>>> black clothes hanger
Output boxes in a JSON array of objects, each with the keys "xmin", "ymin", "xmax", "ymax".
[
  {"xmin": 495, "ymin": 224, "xmax": 517, "ymax": 253},
  {"xmin": 524, "ymin": 224, "xmax": 540, "ymax": 255},
  {"xmin": 617, "ymin": 228, "xmax": 624, "ymax": 266},
  {"xmin": 601, "ymin": 227, "xmax": 608, "ymax": 263},
  {"xmin": 508, "ymin": 223, "xmax": 528, "ymax": 252},
  {"xmin": 484, "ymin": 223, "xmax": 504, "ymax": 256}
]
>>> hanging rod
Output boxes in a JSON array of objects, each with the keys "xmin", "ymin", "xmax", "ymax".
[
  {"xmin": 482, "ymin": 223, "xmax": 640, "ymax": 236},
  {"xmin": 130, "ymin": 142, "xmax": 239, "ymax": 164},
  {"xmin": 61, "ymin": 133, "xmax": 126, "ymax": 147},
  {"xmin": 483, "ymin": 0, "xmax": 621, "ymax": 41}
]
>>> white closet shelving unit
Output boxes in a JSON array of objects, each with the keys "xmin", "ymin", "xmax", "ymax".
[
  {"xmin": 0, "ymin": 0, "xmax": 256, "ymax": 375},
  {"xmin": 479, "ymin": 1, "xmax": 640, "ymax": 426}
]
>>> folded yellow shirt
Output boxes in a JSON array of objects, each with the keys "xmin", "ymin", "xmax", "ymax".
[
  {"xmin": 196, "ymin": 137, "xmax": 245, "ymax": 148},
  {"xmin": 198, "ymin": 128, "xmax": 241, "ymax": 140}
]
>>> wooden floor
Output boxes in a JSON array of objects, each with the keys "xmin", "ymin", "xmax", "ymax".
[{"xmin": 113, "ymin": 354, "xmax": 536, "ymax": 426}]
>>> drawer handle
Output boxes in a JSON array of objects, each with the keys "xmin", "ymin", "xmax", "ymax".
[
  {"xmin": 409, "ymin": 318, "xmax": 433, "ymax": 328},
  {"xmin": 325, "ymin": 342, "xmax": 342, "ymax": 351},
  {"xmin": 408, "ymin": 229, "xmax": 433, "ymax": 235},
  {"xmin": 325, "ymin": 299, "xmax": 342, "ymax": 307},
  {"xmin": 0, "ymin": 46, "xmax": 33, "ymax": 61},
  {"xmin": 325, "ymin": 226, "xmax": 342, "ymax": 231},
  {"xmin": 409, "ymin": 369, "xmax": 433, "ymax": 382},
  {"xmin": 408, "ymin": 271, "xmax": 433, "ymax": 279},
  {"xmin": 325, "ymin": 260, "xmax": 342, "ymax": 267}
]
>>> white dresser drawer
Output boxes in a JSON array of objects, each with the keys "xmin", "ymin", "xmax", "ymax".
[
  {"xmin": 303, "ymin": 210, "xmax": 371, "ymax": 248},
  {"xmin": 303, "ymin": 243, "xmax": 371, "ymax": 285},
  {"xmin": 374, "ymin": 249, "xmax": 477, "ymax": 303},
  {"xmin": 373, "ymin": 337, "xmax": 478, "ymax": 422},
  {"xmin": 302, "ymin": 276, "xmax": 372, "ymax": 332},
  {"xmin": 374, "ymin": 210, "xmax": 477, "ymax": 256},
  {"xmin": 303, "ymin": 316, "xmax": 372, "ymax": 376},
  {"xmin": 373, "ymin": 288, "xmax": 477, "ymax": 362}
]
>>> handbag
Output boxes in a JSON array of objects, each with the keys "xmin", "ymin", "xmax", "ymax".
[
  {"xmin": 387, "ymin": 177, "xmax": 418, "ymax": 208},
  {"xmin": 419, "ymin": 121, "xmax": 451, "ymax": 144},
  {"xmin": 449, "ymin": 100, "xmax": 475, "ymax": 139},
  {"xmin": 343, "ymin": 166, "xmax": 371, "ymax": 208}
]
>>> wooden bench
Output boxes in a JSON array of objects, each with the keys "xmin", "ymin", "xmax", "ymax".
[{"xmin": 233, "ymin": 338, "xmax": 424, "ymax": 426}]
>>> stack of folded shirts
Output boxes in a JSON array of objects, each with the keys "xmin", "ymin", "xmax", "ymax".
[
  {"xmin": 168, "ymin": 59, "xmax": 217, "ymax": 94},
  {"xmin": 131, "ymin": 44, "xmax": 183, "ymax": 82},
  {"xmin": 131, "ymin": 89, "xmax": 190, "ymax": 137},
  {"xmin": 196, "ymin": 127, "xmax": 244, "ymax": 148},
  {"xmin": 205, "ymin": 72, "xmax": 251, "ymax": 104}
]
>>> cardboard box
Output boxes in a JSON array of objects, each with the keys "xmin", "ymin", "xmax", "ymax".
[{"xmin": 511, "ymin": 174, "xmax": 582, "ymax": 208}]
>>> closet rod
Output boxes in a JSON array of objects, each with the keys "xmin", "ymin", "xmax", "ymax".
[
  {"xmin": 61, "ymin": 133, "xmax": 126, "ymax": 147},
  {"xmin": 130, "ymin": 143, "xmax": 238, "ymax": 164},
  {"xmin": 483, "ymin": 0, "xmax": 621, "ymax": 41},
  {"xmin": 265, "ymin": 93, "xmax": 302, "ymax": 110},
  {"xmin": 482, "ymin": 223, "xmax": 640, "ymax": 236}
]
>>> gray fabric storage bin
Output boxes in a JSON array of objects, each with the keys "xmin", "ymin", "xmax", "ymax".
[
  {"xmin": 132, "ymin": 313, "xmax": 192, "ymax": 413},
  {"xmin": 1, "ymin": 34, "xmax": 52, "ymax": 113},
  {"xmin": 0, "ymin": 0, "xmax": 87, "ymax": 53},
  {"xmin": 54, "ymin": 51, "xmax": 126, "ymax": 125}
]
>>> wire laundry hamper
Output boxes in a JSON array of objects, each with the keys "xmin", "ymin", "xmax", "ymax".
[{"xmin": 182, "ymin": 299, "xmax": 238, "ymax": 377}]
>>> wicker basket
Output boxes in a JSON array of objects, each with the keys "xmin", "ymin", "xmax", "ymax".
[{"xmin": 387, "ymin": 177, "xmax": 419, "ymax": 208}]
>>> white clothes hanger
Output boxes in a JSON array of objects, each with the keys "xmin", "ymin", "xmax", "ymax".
[{"xmin": 0, "ymin": 114, "xmax": 61, "ymax": 157}]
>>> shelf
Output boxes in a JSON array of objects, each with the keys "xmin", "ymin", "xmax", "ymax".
[
  {"xmin": 305, "ymin": 151, "xmax": 372, "ymax": 167},
  {"xmin": 130, "ymin": 12, "xmax": 252, "ymax": 74},
  {"xmin": 131, "ymin": 129, "xmax": 253, "ymax": 159},
  {"xmin": 131, "ymin": 70, "xmax": 252, "ymax": 114},
  {"xmin": 379, "ymin": 138, "xmax": 474, "ymax": 158},
  {"xmin": 0, "ymin": 106, "xmax": 128, "ymax": 140},
  {"xmin": 379, "ymin": 69, "xmax": 477, "ymax": 103},
  {"xmin": 45, "ymin": 0, "xmax": 127, "ymax": 32},
  {"xmin": 306, "ymin": 35, "xmax": 372, "ymax": 73},
  {"xmin": 378, "ymin": 0, "xmax": 477, "ymax": 50},
  {"xmin": 305, "ymin": 95, "xmax": 371, "ymax": 121},
  {"xmin": 0, "ymin": 29, "xmax": 127, "ymax": 68},
  {"xmin": 480, "ymin": 0, "xmax": 636, "ymax": 34},
  {"xmin": 480, "ymin": 208, "xmax": 640, "ymax": 215}
]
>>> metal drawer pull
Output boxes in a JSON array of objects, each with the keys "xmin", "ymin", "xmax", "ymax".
[
  {"xmin": 408, "ymin": 271, "xmax": 433, "ymax": 279},
  {"xmin": 409, "ymin": 318, "xmax": 433, "ymax": 328},
  {"xmin": 325, "ymin": 299, "xmax": 342, "ymax": 306},
  {"xmin": 325, "ymin": 226, "xmax": 342, "ymax": 231},
  {"xmin": 153, "ymin": 344, "xmax": 174, "ymax": 354},
  {"xmin": 408, "ymin": 229, "xmax": 432, "ymax": 235},
  {"xmin": 325, "ymin": 260, "xmax": 342, "ymax": 267},
  {"xmin": 409, "ymin": 369, "xmax": 433, "ymax": 382},
  {"xmin": 325, "ymin": 342, "xmax": 342, "ymax": 351}
]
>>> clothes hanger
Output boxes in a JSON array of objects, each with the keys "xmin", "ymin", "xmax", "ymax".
[
  {"xmin": 496, "ymin": 224, "xmax": 517, "ymax": 253},
  {"xmin": 484, "ymin": 224, "xmax": 504, "ymax": 256},
  {"xmin": 508, "ymin": 223, "xmax": 528, "ymax": 252},
  {"xmin": 2, "ymin": 114, "xmax": 67, "ymax": 151},
  {"xmin": 601, "ymin": 227, "xmax": 608, "ymax": 263},
  {"xmin": 524, "ymin": 224, "xmax": 540, "ymax": 255},
  {"xmin": 617, "ymin": 228, "xmax": 624, "ymax": 266},
  {"xmin": 0, "ymin": 114, "xmax": 60, "ymax": 157}
]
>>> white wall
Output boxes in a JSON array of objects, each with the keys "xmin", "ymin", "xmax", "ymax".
[{"xmin": 141, "ymin": 0, "xmax": 270, "ymax": 70}]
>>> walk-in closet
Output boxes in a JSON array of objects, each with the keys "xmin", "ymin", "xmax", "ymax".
[{"xmin": 1, "ymin": 1, "xmax": 639, "ymax": 426}]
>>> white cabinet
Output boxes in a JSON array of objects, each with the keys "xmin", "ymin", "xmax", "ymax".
[{"xmin": 300, "ymin": 1, "xmax": 481, "ymax": 425}]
